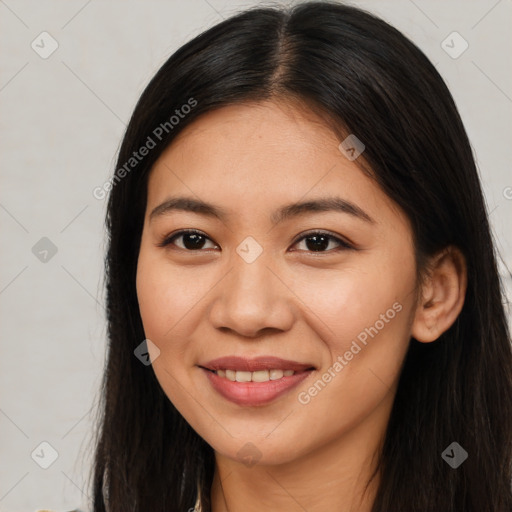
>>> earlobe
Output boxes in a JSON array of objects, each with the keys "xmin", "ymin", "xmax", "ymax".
[{"xmin": 411, "ymin": 246, "xmax": 467, "ymax": 343}]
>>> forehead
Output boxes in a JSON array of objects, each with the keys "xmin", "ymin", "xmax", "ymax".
[
  {"xmin": 168, "ymin": 100, "xmax": 340, "ymax": 163},
  {"xmin": 145, "ymin": 100, "xmax": 406, "ymax": 230},
  {"xmin": 150, "ymin": 100, "xmax": 355, "ymax": 189}
]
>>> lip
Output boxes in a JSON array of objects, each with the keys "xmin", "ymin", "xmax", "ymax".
[
  {"xmin": 201, "ymin": 366, "xmax": 314, "ymax": 407},
  {"xmin": 200, "ymin": 356, "xmax": 315, "ymax": 372}
]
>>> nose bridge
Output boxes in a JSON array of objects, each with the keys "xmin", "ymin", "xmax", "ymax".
[
  {"xmin": 209, "ymin": 238, "xmax": 292, "ymax": 336},
  {"xmin": 228, "ymin": 240, "xmax": 276, "ymax": 313}
]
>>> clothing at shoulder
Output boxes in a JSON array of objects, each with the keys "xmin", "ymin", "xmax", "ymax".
[{"xmin": 35, "ymin": 509, "xmax": 82, "ymax": 511}]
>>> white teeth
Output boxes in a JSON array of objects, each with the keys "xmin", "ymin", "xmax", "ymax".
[
  {"xmin": 235, "ymin": 371, "xmax": 252, "ymax": 382},
  {"xmin": 269, "ymin": 369, "xmax": 283, "ymax": 380},
  {"xmin": 252, "ymin": 370, "xmax": 270, "ymax": 382},
  {"xmin": 215, "ymin": 368, "xmax": 297, "ymax": 382}
]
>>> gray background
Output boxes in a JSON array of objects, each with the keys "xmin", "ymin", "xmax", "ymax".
[{"xmin": 1, "ymin": 0, "xmax": 511, "ymax": 510}]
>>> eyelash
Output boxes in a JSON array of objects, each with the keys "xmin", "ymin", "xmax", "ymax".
[{"xmin": 157, "ymin": 229, "xmax": 353, "ymax": 254}]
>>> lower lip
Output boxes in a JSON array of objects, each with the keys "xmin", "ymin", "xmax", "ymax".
[{"xmin": 201, "ymin": 367, "xmax": 314, "ymax": 407}]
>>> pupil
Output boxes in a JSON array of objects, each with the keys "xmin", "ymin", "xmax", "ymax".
[
  {"xmin": 306, "ymin": 235, "xmax": 329, "ymax": 251},
  {"xmin": 184, "ymin": 233, "xmax": 205, "ymax": 250}
]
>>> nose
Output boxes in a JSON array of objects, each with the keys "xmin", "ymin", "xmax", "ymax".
[{"xmin": 208, "ymin": 249, "xmax": 295, "ymax": 338}]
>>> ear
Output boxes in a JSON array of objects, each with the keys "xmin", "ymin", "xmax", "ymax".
[{"xmin": 411, "ymin": 246, "xmax": 467, "ymax": 343}]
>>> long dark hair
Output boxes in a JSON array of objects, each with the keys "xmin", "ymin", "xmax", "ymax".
[{"xmin": 87, "ymin": 2, "xmax": 512, "ymax": 510}]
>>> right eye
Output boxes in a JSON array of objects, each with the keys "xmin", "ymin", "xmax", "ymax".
[{"xmin": 157, "ymin": 229, "xmax": 219, "ymax": 251}]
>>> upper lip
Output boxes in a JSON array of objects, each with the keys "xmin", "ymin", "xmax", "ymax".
[{"xmin": 200, "ymin": 356, "xmax": 315, "ymax": 373}]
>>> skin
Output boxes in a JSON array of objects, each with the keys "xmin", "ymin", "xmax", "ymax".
[{"xmin": 136, "ymin": 99, "xmax": 467, "ymax": 512}]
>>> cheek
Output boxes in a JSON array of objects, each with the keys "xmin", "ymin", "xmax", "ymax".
[
  {"xmin": 136, "ymin": 248, "xmax": 208, "ymax": 343},
  {"xmin": 287, "ymin": 256, "xmax": 416, "ymax": 416},
  {"xmin": 291, "ymin": 256, "xmax": 414, "ymax": 355},
  {"xmin": 284, "ymin": 268, "xmax": 413, "ymax": 451},
  {"xmin": 136, "ymin": 250, "xmax": 204, "ymax": 413},
  {"xmin": 135, "ymin": 246, "xmax": 222, "ymax": 411},
  {"xmin": 136, "ymin": 261, "xmax": 171, "ymax": 342}
]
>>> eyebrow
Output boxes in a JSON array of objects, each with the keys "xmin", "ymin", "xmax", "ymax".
[{"xmin": 149, "ymin": 195, "xmax": 374, "ymax": 224}]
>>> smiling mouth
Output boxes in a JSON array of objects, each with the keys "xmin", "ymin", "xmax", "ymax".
[
  {"xmin": 199, "ymin": 365, "xmax": 315, "ymax": 407},
  {"xmin": 200, "ymin": 367, "xmax": 314, "ymax": 383}
]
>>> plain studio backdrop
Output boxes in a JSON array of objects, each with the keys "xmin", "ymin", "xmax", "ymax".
[{"xmin": 0, "ymin": 0, "xmax": 511, "ymax": 510}]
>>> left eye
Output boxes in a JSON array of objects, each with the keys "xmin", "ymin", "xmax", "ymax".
[
  {"xmin": 158, "ymin": 230, "xmax": 352, "ymax": 253},
  {"xmin": 292, "ymin": 232, "xmax": 352, "ymax": 252}
]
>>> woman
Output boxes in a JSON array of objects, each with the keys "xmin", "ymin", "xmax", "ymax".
[{"xmin": 88, "ymin": 1, "xmax": 512, "ymax": 510}]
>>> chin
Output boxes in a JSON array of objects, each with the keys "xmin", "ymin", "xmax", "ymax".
[{"xmin": 210, "ymin": 435, "xmax": 308, "ymax": 467}]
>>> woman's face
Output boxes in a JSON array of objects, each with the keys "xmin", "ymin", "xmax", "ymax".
[{"xmin": 136, "ymin": 100, "xmax": 418, "ymax": 466}]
